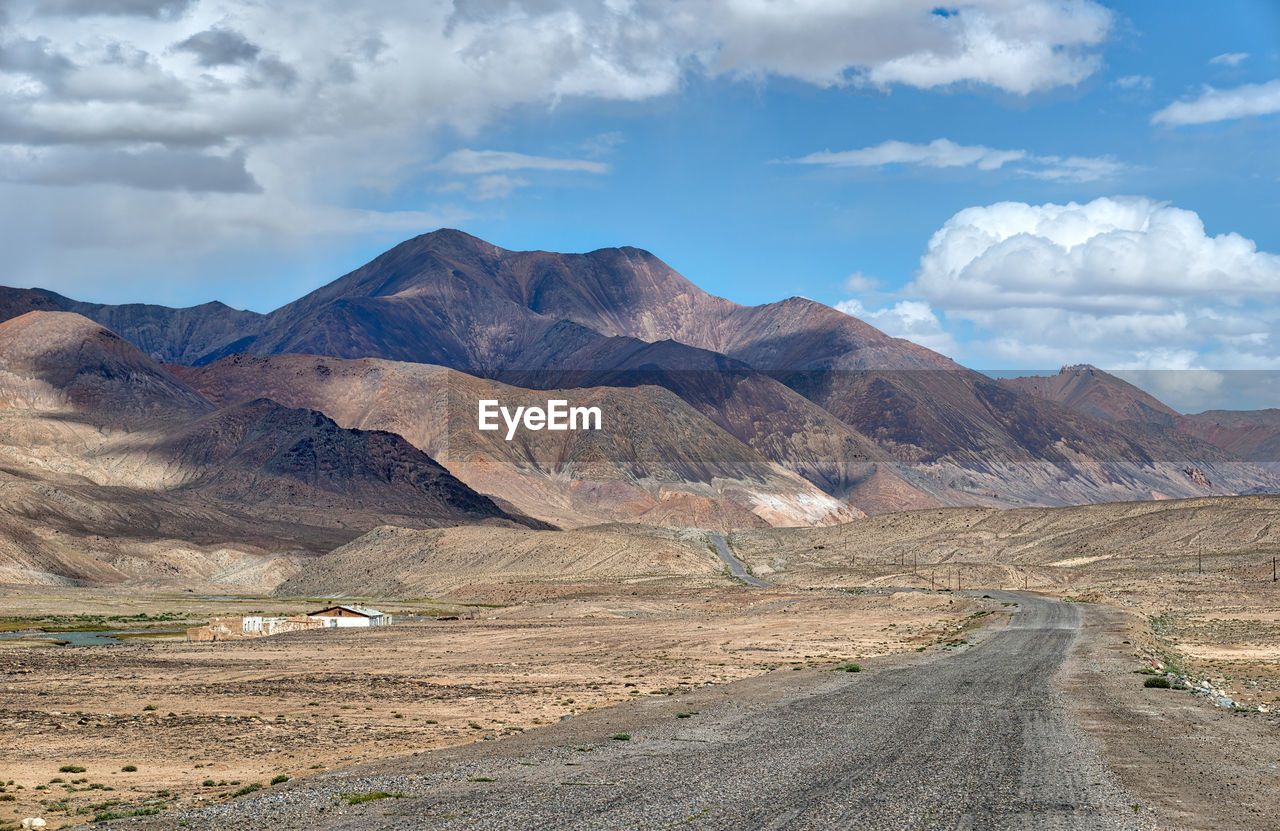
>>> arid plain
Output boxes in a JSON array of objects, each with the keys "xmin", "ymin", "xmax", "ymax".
[{"xmin": 4, "ymin": 496, "xmax": 1280, "ymax": 829}]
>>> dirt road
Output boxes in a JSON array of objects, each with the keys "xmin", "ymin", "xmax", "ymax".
[
  {"xmin": 139, "ymin": 594, "xmax": 1154, "ymax": 830},
  {"xmin": 708, "ymin": 533, "xmax": 770, "ymax": 587}
]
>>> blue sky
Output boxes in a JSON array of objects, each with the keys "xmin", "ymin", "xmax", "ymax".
[{"xmin": 2, "ymin": 1, "xmax": 1279, "ymax": 408}]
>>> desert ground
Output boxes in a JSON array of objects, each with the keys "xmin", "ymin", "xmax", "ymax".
[
  {"xmin": 0, "ymin": 580, "xmax": 993, "ymax": 828},
  {"xmin": 2, "ymin": 498, "xmax": 1279, "ymax": 829}
]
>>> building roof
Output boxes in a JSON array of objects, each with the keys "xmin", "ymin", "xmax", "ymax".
[{"xmin": 308, "ymin": 604, "xmax": 386, "ymax": 618}]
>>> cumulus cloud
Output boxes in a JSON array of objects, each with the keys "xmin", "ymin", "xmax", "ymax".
[
  {"xmin": 703, "ymin": 0, "xmax": 1112, "ymax": 93},
  {"xmin": 1209, "ymin": 52, "xmax": 1248, "ymax": 67},
  {"xmin": 836, "ymin": 297, "xmax": 958, "ymax": 355},
  {"xmin": 787, "ymin": 138, "xmax": 1123, "ymax": 182},
  {"xmin": 899, "ymin": 196, "xmax": 1280, "ymax": 370},
  {"xmin": 1152, "ymin": 79, "xmax": 1280, "ymax": 126}
]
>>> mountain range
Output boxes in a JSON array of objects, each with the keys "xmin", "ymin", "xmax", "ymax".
[{"xmin": 1, "ymin": 229, "xmax": 1277, "ymax": 585}]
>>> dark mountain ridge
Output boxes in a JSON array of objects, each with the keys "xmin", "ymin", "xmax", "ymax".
[{"xmin": 5, "ymin": 230, "xmax": 1278, "ymax": 512}]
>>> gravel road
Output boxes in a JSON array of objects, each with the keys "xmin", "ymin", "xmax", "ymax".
[
  {"xmin": 708, "ymin": 533, "xmax": 770, "ymax": 587},
  {"xmin": 138, "ymin": 594, "xmax": 1153, "ymax": 831}
]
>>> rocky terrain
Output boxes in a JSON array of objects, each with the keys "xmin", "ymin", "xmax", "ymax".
[
  {"xmin": 1006, "ymin": 364, "xmax": 1280, "ymax": 465},
  {"xmin": 0, "ymin": 312, "xmax": 537, "ymax": 589},
  {"xmin": 274, "ymin": 524, "xmax": 725, "ymax": 598},
  {"xmin": 175, "ymin": 354, "xmax": 862, "ymax": 529},
  {"xmin": 6, "ymin": 229, "xmax": 1276, "ymax": 522}
]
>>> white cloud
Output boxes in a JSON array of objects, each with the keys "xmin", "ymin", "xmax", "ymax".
[
  {"xmin": 901, "ymin": 196, "xmax": 1280, "ymax": 370},
  {"xmin": 1114, "ymin": 74, "xmax": 1152, "ymax": 90},
  {"xmin": 470, "ymin": 174, "xmax": 529, "ymax": 201},
  {"xmin": 791, "ymin": 139, "xmax": 1026, "ymax": 171},
  {"xmin": 843, "ymin": 272, "xmax": 880, "ymax": 292},
  {"xmin": 434, "ymin": 149, "xmax": 609, "ymax": 176},
  {"xmin": 835, "ymin": 297, "xmax": 957, "ymax": 355},
  {"xmin": 1209, "ymin": 52, "xmax": 1249, "ymax": 67},
  {"xmin": 788, "ymin": 138, "xmax": 1123, "ymax": 182},
  {"xmin": 1152, "ymin": 79, "xmax": 1280, "ymax": 125},
  {"xmin": 0, "ymin": 0, "xmax": 1114, "ymax": 302}
]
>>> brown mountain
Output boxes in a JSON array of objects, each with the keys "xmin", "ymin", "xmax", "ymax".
[
  {"xmin": 1177, "ymin": 410, "xmax": 1280, "ymax": 463},
  {"xmin": 0, "ymin": 312, "xmax": 545, "ymax": 587},
  {"xmin": 1001, "ymin": 365, "xmax": 1180, "ymax": 427},
  {"xmin": 6, "ymin": 229, "xmax": 1277, "ymax": 513},
  {"xmin": 175, "ymin": 353, "xmax": 866, "ymax": 529},
  {"xmin": 1003, "ymin": 364, "xmax": 1280, "ymax": 468},
  {"xmin": 0, "ymin": 311, "xmax": 213, "ymax": 422}
]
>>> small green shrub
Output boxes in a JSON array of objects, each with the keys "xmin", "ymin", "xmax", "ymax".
[
  {"xmin": 59, "ymin": 765, "xmax": 86, "ymax": 773},
  {"xmin": 341, "ymin": 791, "xmax": 404, "ymax": 805},
  {"xmin": 121, "ymin": 765, "xmax": 137, "ymax": 772},
  {"xmin": 231, "ymin": 783, "xmax": 261, "ymax": 797},
  {"xmin": 1144, "ymin": 676, "xmax": 1171, "ymax": 689},
  {"xmin": 270, "ymin": 775, "xmax": 289, "ymax": 785},
  {"xmin": 835, "ymin": 663, "xmax": 862, "ymax": 673},
  {"xmin": 610, "ymin": 733, "xmax": 631, "ymax": 741},
  {"xmin": 202, "ymin": 780, "xmax": 216, "ymax": 787}
]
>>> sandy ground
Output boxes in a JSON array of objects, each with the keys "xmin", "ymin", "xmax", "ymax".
[
  {"xmin": 0, "ymin": 583, "xmax": 989, "ymax": 828},
  {"xmin": 1064, "ymin": 602, "xmax": 1280, "ymax": 830}
]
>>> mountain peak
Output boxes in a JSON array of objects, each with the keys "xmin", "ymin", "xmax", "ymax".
[
  {"xmin": 0, "ymin": 310, "xmax": 213, "ymax": 420},
  {"xmin": 1005, "ymin": 363, "xmax": 1179, "ymax": 425}
]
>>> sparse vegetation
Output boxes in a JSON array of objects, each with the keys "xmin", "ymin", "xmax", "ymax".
[
  {"xmin": 92, "ymin": 806, "xmax": 162, "ymax": 822},
  {"xmin": 231, "ymin": 783, "xmax": 261, "ymax": 797},
  {"xmin": 1143, "ymin": 676, "xmax": 1172, "ymax": 689},
  {"xmin": 610, "ymin": 733, "xmax": 632, "ymax": 741},
  {"xmin": 340, "ymin": 791, "xmax": 404, "ymax": 805},
  {"xmin": 270, "ymin": 775, "xmax": 290, "ymax": 785},
  {"xmin": 59, "ymin": 765, "xmax": 86, "ymax": 773}
]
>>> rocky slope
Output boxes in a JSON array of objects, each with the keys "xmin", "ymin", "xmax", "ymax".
[
  {"xmin": 176, "ymin": 353, "xmax": 865, "ymax": 529},
  {"xmin": 274, "ymin": 523, "xmax": 723, "ymax": 598},
  {"xmin": 1002, "ymin": 365, "xmax": 1180, "ymax": 427},
  {"xmin": 1005, "ymin": 364, "xmax": 1280, "ymax": 468},
  {"xmin": 0, "ymin": 311, "xmax": 213, "ymax": 422},
  {"xmin": 0, "ymin": 313, "xmax": 542, "ymax": 586},
  {"xmin": 5, "ymin": 230, "xmax": 1277, "ymax": 514}
]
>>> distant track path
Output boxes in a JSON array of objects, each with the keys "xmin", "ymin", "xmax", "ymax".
[
  {"xmin": 162, "ymin": 594, "xmax": 1149, "ymax": 831},
  {"xmin": 708, "ymin": 533, "xmax": 770, "ymax": 587}
]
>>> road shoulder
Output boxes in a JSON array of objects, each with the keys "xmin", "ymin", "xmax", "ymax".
[{"xmin": 1063, "ymin": 601, "xmax": 1280, "ymax": 830}]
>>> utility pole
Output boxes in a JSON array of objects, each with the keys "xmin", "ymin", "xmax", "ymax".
[
  {"xmin": 1024, "ymin": 572, "xmax": 1029, "ymax": 591},
  {"xmin": 1198, "ymin": 546, "xmax": 1203, "ymax": 575},
  {"xmin": 1272, "ymin": 556, "xmax": 1276, "ymax": 583}
]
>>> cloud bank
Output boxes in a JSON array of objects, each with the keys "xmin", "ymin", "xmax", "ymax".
[{"xmin": 845, "ymin": 197, "xmax": 1280, "ymax": 374}]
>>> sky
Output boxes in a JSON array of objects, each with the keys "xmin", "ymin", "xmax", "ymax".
[{"xmin": 2, "ymin": 1, "xmax": 1280, "ymax": 410}]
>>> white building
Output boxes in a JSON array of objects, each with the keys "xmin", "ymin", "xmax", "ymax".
[{"xmin": 306, "ymin": 604, "xmax": 392, "ymax": 628}]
